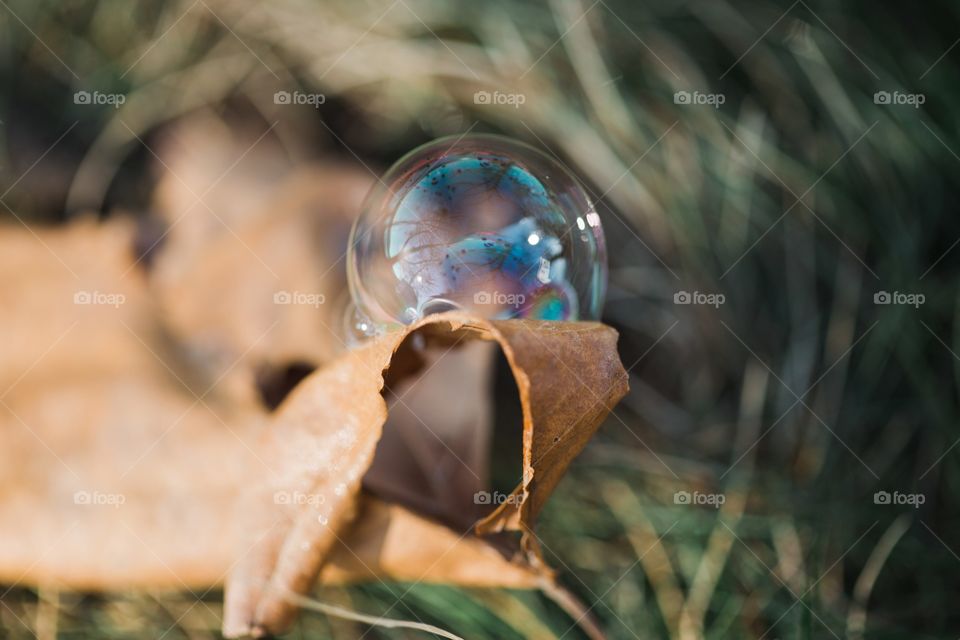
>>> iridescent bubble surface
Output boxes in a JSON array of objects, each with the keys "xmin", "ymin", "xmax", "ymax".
[{"xmin": 347, "ymin": 134, "xmax": 606, "ymax": 335}]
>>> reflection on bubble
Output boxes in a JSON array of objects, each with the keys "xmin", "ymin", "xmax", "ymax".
[{"xmin": 347, "ymin": 134, "xmax": 606, "ymax": 335}]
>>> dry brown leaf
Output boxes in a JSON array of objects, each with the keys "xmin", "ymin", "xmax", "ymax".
[
  {"xmin": 319, "ymin": 496, "xmax": 540, "ymax": 588},
  {"xmin": 364, "ymin": 338, "xmax": 496, "ymax": 528},
  {"xmin": 0, "ymin": 217, "xmax": 266, "ymax": 589},
  {"xmin": 147, "ymin": 112, "xmax": 372, "ymax": 398},
  {"xmin": 150, "ymin": 112, "xmax": 293, "ymax": 243},
  {"xmin": 0, "ymin": 217, "xmax": 156, "ymax": 390},
  {"xmin": 1, "ymin": 161, "xmax": 627, "ymax": 639},
  {"xmin": 0, "ymin": 220, "xmax": 592, "ymax": 602},
  {"xmin": 223, "ymin": 313, "xmax": 628, "ymax": 637},
  {"xmin": 151, "ymin": 164, "xmax": 372, "ymax": 400}
]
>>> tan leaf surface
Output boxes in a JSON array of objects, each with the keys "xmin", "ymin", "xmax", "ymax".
[
  {"xmin": 224, "ymin": 313, "xmax": 628, "ymax": 637},
  {"xmin": 1, "ymin": 169, "xmax": 627, "ymax": 639},
  {"xmin": 0, "ymin": 221, "xmax": 588, "ymax": 604},
  {"xmin": 151, "ymin": 164, "xmax": 372, "ymax": 401}
]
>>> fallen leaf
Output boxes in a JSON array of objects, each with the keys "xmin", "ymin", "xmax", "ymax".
[
  {"xmin": 0, "ymin": 216, "xmax": 266, "ymax": 589},
  {"xmin": 0, "ymin": 156, "xmax": 627, "ymax": 639},
  {"xmin": 363, "ymin": 338, "xmax": 496, "ymax": 529},
  {"xmin": 224, "ymin": 312, "xmax": 628, "ymax": 637},
  {"xmin": 319, "ymin": 495, "xmax": 540, "ymax": 588},
  {"xmin": 152, "ymin": 167, "xmax": 372, "ymax": 404}
]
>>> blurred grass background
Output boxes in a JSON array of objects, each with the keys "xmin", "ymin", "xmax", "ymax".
[{"xmin": 2, "ymin": 0, "xmax": 959, "ymax": 638}]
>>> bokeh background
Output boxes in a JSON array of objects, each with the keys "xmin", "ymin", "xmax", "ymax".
[{"xmin": 2, "ymin": 0, "xmax": 959, "ymax": 638}]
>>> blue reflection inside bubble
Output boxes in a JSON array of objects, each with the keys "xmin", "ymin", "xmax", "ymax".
[{"xmin": 348, "ymin": 135, "xmax": 606, "ymax": 332}]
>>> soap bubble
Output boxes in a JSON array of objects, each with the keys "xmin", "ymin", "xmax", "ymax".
[{"xmin": 346, "ymin": 134, "xmax": 606, "ymax": 336}]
